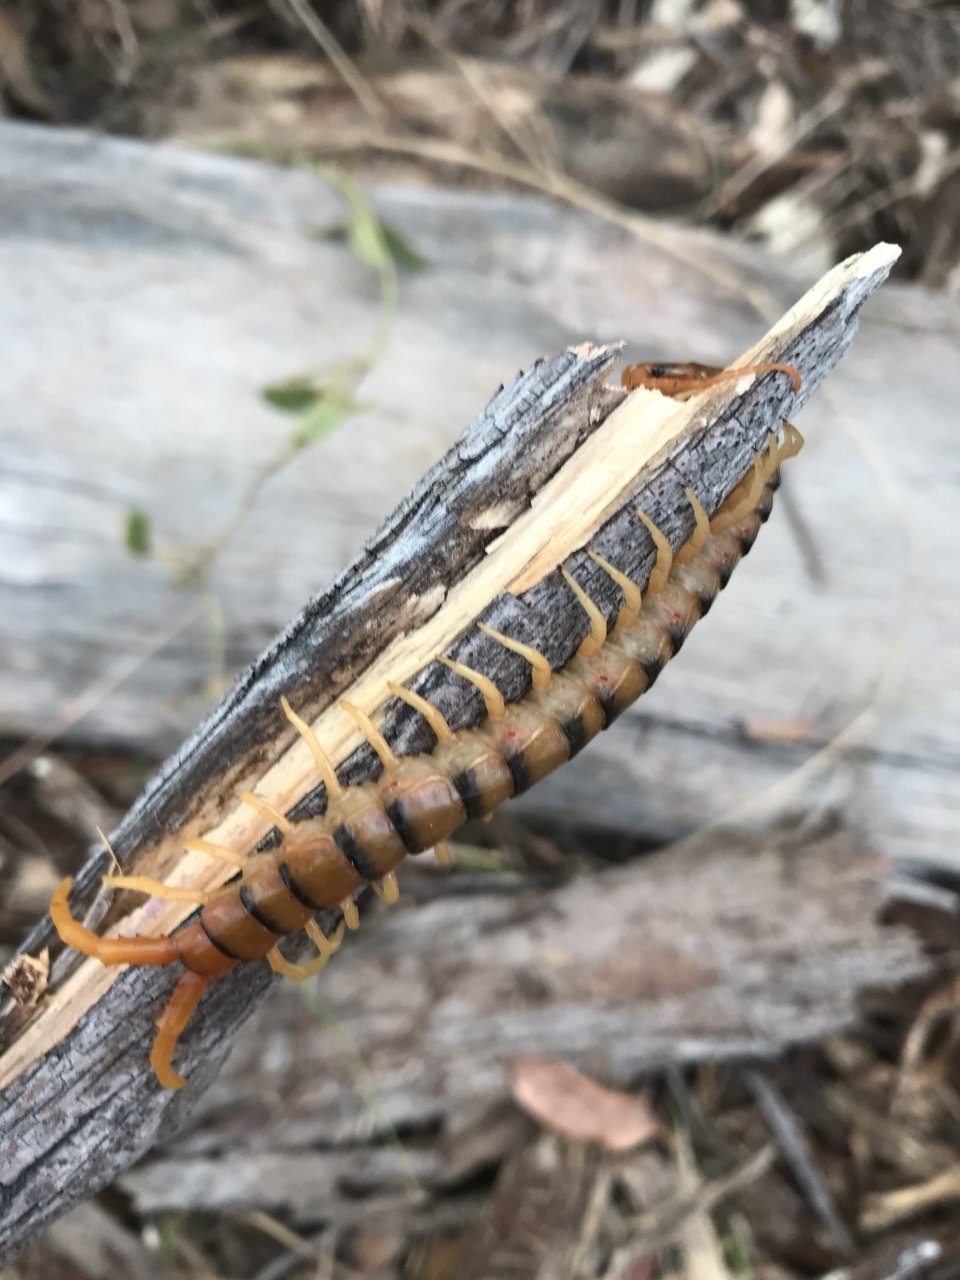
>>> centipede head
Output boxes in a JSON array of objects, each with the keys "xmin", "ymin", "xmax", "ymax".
[{"xmin": 621, "ymin": 362, "xmax": 723, "ymax": 397}]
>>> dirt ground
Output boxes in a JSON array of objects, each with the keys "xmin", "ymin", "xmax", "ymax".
[{"xmin": 2, "ymin": 4, "xmax": 960, "ymax": 1279}]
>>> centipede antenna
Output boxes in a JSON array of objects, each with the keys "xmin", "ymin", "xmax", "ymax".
[
  {"xmin": 387, "ymin": 680, "xmax": 454, "ymax": 743},
  {"xmin": 675, "ymin": 487, "xmax": 711, "ymax": 564},
  {"xmin": 340, "ymin": 699, "xmax": 397, "ymax": 769},
  {"xmin": 683, "ymin": 361, "xmax": 802, "ymax": 394},
  {"xmin": 281, "ymin": 695, "xmax": 344, "ymax": 798},
  {"xmin": 436, "ymin": 654, "xmax": 506, "ymax": 719},
  {"xmin": 305, "ymin": 918, "xmax": 345, "ymax": 957},
  {"xmin": 184, "ymin": 837, "xmax": 247, "ymax": 870},
  {"xmin": 340, "ymin": 897, "xmax": 360, "ymax": 930},
  {"xmin": 587, "ymin": 551, "xmax": 642, "ymax": 630},
  {"xmin": 477, "ymin": 622, "xmax": 553, "ymax": 691},
  {"xmin": 560, "ymin": 570, "xmax": 607, "ymax": 657},
  {"xmin": 371, "ymin": 871, "xmax": 400, "ymax": 904},
  {"xmin": 635, "ymin": 510, "xmax": 673, "ymax": 595},
  {"xmin": 102, "ymin": 874, "xmax": 210, "ymax": 906},
  {"xmin": 435, "ymin": 842, "xmax": 453, "ymax": 865},
  {"xmin": 238, "ymin": 790, "xmax": 295, "ymax": 837}
]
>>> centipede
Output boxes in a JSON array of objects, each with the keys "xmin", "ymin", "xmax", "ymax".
[{"xmin": 49, "ymin": 358, "xmax": 803, "ymax": 1090}]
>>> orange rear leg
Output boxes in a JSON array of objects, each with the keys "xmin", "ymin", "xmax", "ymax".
[
  {"xmin": 50, "ymin": 878, "xmax": 180, "ymax": 966},
  {"xmin": 150, "ymin": 971, "xmax": 209, "ymax": 1090}
]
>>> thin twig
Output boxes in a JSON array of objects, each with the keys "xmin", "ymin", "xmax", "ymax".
[{"xmin": 746, "ymin": 1068, "xmax": 857, "ymax": 1261}]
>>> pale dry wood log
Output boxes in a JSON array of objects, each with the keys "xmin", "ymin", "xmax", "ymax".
[
  {"xmin": 0, "ymin": 186, "xmax": 897, "ymax": 1254},
  {"xmin": 0, "ymin": 125, "xmax": 956, "ymax": 872}
]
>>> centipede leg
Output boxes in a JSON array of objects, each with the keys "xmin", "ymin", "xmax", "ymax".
[
  {"xmin": 635, "ymin": 510, "xmax": 673, "ymax": 595},
  {"xmin": 371, "ymin": 870, "xmax": 400, "ymax": 904},
  {"xmin": 150, "ymin": 970, "xmax": 209, "ymax": 1090},
  {"xmin": 477, "ymin": 622, "xmax": 553, "ymax": 689},
  {"xmin": 101, "ymin": 874, "xmax": 209, "ymax": 905},
  {"xmin": 675, "ymin": 488, "xmax": 711, "ymax": 565},
  {"xmin": 184, "ymin": 837, "xmax": 247, "ymax": 870},
  {"xmin": 50, "ymin": 878, "xmax": 180, "ymax": 966},
  {"xmin": 267, "ymin": 919, "xmax": 346, "ymax": 981}
]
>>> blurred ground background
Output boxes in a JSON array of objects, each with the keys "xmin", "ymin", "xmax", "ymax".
[{"xmin": 2, "ymin": 3, "xmax": 960, "ymax": 1280}]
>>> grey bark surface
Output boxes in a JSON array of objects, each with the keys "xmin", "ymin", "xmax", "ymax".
[{"xmin": 0, "ymin": 123, "xmax": 924, "ymax": 1259}]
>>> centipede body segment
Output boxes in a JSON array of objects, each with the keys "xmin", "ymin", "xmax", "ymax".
[{"xmin": 50, "ymin": 359, "xmax": 804, "ymax": 1090}]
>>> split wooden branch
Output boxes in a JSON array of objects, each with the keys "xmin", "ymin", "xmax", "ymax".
[{"xmin": 0, "ymin": 244, "xmax": 898, "ymax": 1260}]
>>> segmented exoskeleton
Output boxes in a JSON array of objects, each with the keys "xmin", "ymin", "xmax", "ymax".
[{"xmin": 50, "ymin": 359, "xmax": 803, "ymax": 1089}]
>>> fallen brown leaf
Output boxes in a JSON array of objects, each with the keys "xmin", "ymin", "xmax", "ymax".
[{"xmin": 510, "ymin": 1057, "xmax": 663, "ymax": 1152}]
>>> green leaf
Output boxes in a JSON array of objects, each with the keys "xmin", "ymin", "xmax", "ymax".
[
  {"xmin": 347, "ymin": 207, "xmax": 391, "ymax": 274},
  {"xmin": 124, "ymin": 507, "xmax": 152, "ymax": 557},
  {"xmin": 262, "ymin": 376, "xmax": 322, "ymax": 414},
  {"xmin": 290, "ymin": 389, "xmax": 359, "ymax": 449},
  {"xmin": 380, "ymin": 221, "xmax": 427, "ymax": 271}
]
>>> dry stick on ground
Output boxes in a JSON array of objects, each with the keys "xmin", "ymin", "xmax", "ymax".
[{"xmin": 0, "ymin": 245, "xmax": 896, "ymax": 1260}]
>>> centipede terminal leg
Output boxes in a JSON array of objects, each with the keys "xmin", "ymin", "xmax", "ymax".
[
  {"xmin": 50, "ymin": 878, "xmax": 180, "ymax": 967},
  {"xmin": 150, "ymin": 971, "xmax": 209, "ymax": 1090}
]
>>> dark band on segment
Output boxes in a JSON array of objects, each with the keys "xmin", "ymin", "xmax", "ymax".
[
  {"xmin": 559, "ymin": 715, "xmax": 589, "ymax": 757},
  {"xmin": 278, "ymin": 860, "xmax": 323, "ymax": 912},
  {"xmin": 503, "ymin": 748, "xmax": 532, "ymax": 794},
  {"xmin": 200, "ymin": 916, "xmax": 243, "ymax": 960},
  {"xmin": 641, "ymin": 655, "xmax": 666, "ymax": 687},
  {"xmin": 334, "ymin": 822, "xmax": 383, "ymax": 882},
  {"xmin": 452, "ymin": 768, "xmax": 488, "ymax": 820},
  {"xmin": 384, "ymin": 800, "xmax": 425, "ymax": 855},
  {"xmin": 239, "ymin": 884, "xmax": 288, "ymax": 936}
]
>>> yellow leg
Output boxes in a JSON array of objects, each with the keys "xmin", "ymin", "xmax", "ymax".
[
  {"xmin": 102, "ymin": 874, "xmax": 209, "ymax": 906},
  {"xmin": 371, "ymin": 871, "xmax": 400, "ymax": 904},
  {"xmin": 712, "ymin": 452, "xmax": 765, "ymax": 532},
  {"xmin": 340, "ymin": 700, "xmax": 397, "ymax": 769},
  {"xmin": 435, "ymin": 841, "xmax": 453, "ymax": 865},
  {"xmin": 306, "ymin": 918, "xmax": 345, "ymax": 956},
  {"xmin": 267, "ymin": 920, "xmax": 345, "ymax": 982},
  {"xmin": 184, "ymin": 837, "xmax": 247, "ymax": 870},
  {"xmin": 635, "ymin": 510, "xmax": 673, "ymax": 594},
  {"xmin": 340, "ymin": 896, "xmax": 360, "ymax": 929},
  {"xmin": 436, "ymin": 655, "xmax": 505, "ymax": 719},
  {"xmin": 477, "ymin": 622, "xmax": 552, "ymax": 690},
  {"xmin": 675, "ymin": 487, "xmax": 711, "ymax": 565},
  {"xmin": 588, "ymin": 552, "xmax": 642, "ymax": 631},
  {"xmin": 238, "ymin": 791, "xmax": 295, "ymax": 837},
  {"xmin": 281, "ymin": 695, "xmax": 343, "ymax": 799},
  {"xmin": 387, "ymin": 681, "xmax": 454, "ymax": 743},
  {"xmin": 560, "ymin": 570, "xmax": 607, "ymax": 657}
]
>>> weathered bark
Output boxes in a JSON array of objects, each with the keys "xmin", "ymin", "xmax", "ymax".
[{"xmin": 0, "ymin": 225, "xmax": 899, "ymax": 1259}]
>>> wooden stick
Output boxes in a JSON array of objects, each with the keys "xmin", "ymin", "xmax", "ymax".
[{"xmin": 0, "ymin": 245, "xmax": 898, "ymax": 1262}]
